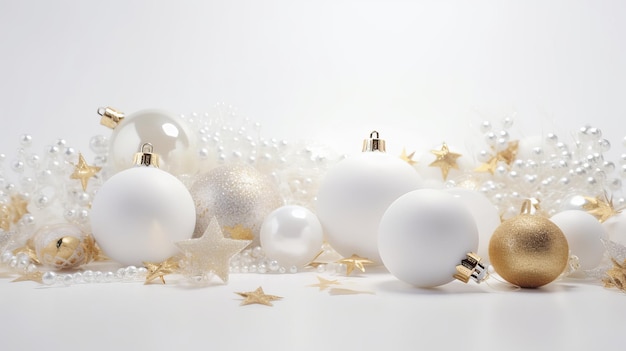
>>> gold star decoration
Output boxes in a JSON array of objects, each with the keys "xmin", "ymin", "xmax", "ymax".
[
  {"xmin": 428, "ymin": 143, "xmax": 462, "ymax": 180},
  {"xmin": 223, "ymin": 224, "xmax": 254, "ymax": 241},
  {"xmin": 176, "ymin": 217, "xmax": 251, "ymax": 283},
  {"xmin": 475, "ymin": 140, "xmax": 519, "ymax": 175},
  {"xmin": 144, "ymin": 256, "xmax": 181, "ymax": 284},
  {"xmin": 12, "ymin": 271, "xmax": 43, "ymax": 284},
  {"xmin": 236, "ymin": 286, "xmax": 283, "ymax": 306},
  {"xmin": 9, "ymin": 195, "xmax": 29, "ymax": 224},
  {"xmin": 0, "ymin": 204, "xmax": 11, "ymax": 231},
  {"xmin": 70, "ymin": 153, "xmax": 101, "ymax": 191},
  {"xmin": 337, "ymin": 254, "xmax": 374, "ymax": 276},
  {"xmin": 603, "ymin": 257, "xmax": 626, "ymax": 292},
  {"xmin": 399, "ymin": 148, "xmax": 417, "ymax": 166},
  {"xmin": 308, "ymin": 276, "xmax": 341, "ymax": 291},
  {"xmin": 583, "ymin": 192, "xmax": 621, "ymax": 223}
]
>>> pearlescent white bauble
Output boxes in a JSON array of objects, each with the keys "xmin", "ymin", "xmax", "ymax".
[
  {"xmin": 260, "ymin": 205, "xmax": 323, "ymax": 268},
  {"xmin": 378, "ymin": 189, "xmax": 479, "ymax": 288},
  {"xmin": 191, "ymin": 163, "xmax": 282, "ymax": 240},
  {"xmin": 550, "ymin": 210, "xmax": 606, "ymax": 270},
  {"xmin": 90, "ymin": 166, "xmax": 196, "ymax": 266},
  {"xmin": 446, "ymin": 188, "xmax": 500, "ymax": 263},
  {"xmin": 604, "ymin": 211, "xmax": 626, "ymax": 246},
  {"xmin": 108, "ymin": 109, "xmax": 198, "ymax": 176},
  {"xmin": 316, "ymin": 152, "xmax": 421, "ymax": 263}
]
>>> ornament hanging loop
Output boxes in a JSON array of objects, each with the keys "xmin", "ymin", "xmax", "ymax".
[
  {"xmin": 133, "ymin": 142, "xmax": 160, "ymax": 168},
  {"xmin": 98, "ymin": 106, "xmax": 125, "ymax": 129},
  {"xmin": 362, "ymin": 130, "xmax": 386, "ymax": 152}
]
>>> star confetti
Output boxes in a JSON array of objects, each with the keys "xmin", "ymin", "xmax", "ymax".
[
  {"xmin": 12, "ymin": 271, "xmax": 43, "ymax": 284},
  {"xmin": 308, "ymin": 276, "xmax": 341, "ymax": 291},
  {"xmin": 70, "ymin": 153, "xmax": 101, "ymax": 191},
  {"xmin": 399, "ymin": 148, "xmax": 417, "ymax": 166},
  {"xmin": 144, "ymin": 256, "xmax": 180, "ymax": 284},
  {"xmin": 603, "ymin": 257, "xmax": 626, "ymax": 292},
  {"xmin": 176, "ymin": 217, "xmax": 250, "ymax": 283},
  {"xmin": 236, "ymin": 286, "xmax": 283, "ymax": 306},
  {"xmin": 583, "ymin": 192, "xmax": 621, "ymax": 223},
  {"xmin": 475, "ymin": 141, "xmax": 519, "ymax": 175},
  {"xmin": 223, "ymin": 224, "xmax": 254, "ymax": 241},
  {"xmin": 428, "ymin": 143, "xmax": 462, "ymax": 180},
  {"xmin": 337, "ymin": 254, "xmax": 374, "ymax": 276}
]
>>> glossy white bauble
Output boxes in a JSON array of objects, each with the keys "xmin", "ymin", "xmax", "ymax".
[{"xmin": 550, "ymin": 210, "xmax": 606, "ymax": 270}]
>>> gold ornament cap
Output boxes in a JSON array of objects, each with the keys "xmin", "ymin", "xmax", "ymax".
[
  {"xmin": 362, "ymin": 131, "xmax": 386, "ymax": 152},
  {"xmin": 453, "ymin": 252, "xmax": 488, "ymax": 284},
  {"xmin": 97, "ymin": 106, "xmax": 125, "ymax": 129},
  {"xmin": 133, "ymin": 143, "xmax": 160, "ymax": 168}
]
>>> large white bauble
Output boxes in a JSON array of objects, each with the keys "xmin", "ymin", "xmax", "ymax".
[
  {"xmin": 604, "ymin": 211, "xmax": 626, "ymax": 246},
  {"xmin": 550, "ymin": 210, "xmax": 606, "ymax": 270},
  {"xmin": 316, "ymin": 152, "xmax": 421, "ymax": 263},
  {"xmin": 446, "ymin": 188, "xmax": 500, "ymax": 263},
  {"xmin": 260, "ymin": 205, "xmax": 324, "ymax": 268},
  {"xmin": 108, "ymin": 109, "xmax": 198, "ymax": 176},
  {"xmin": 378, "ymin": 189, "xmax": 479, "ymax": 288},
  {"xmin": 90, "ymin": 166, "xmax": 196, "ymax": 266}
]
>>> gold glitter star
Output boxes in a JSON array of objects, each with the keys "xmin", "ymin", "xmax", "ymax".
[
  {"xmin": 144, "ymin": 256, "xmax": 180, "ymax": 284},
  {"xmin": 583, "ymin": 192, "xmax": 621, "ymax": 223},
  {"xmin": 603, "ymin": 257, "xmax": 626, "ymax": 291},
  {"xmin": 474, "ymin": 155, "xmax": 499, "ymax": 175},
  {"xmin": 176, "ymin": 217, "xmax": 250, "ymax": 283},
  {"xmin": 70, "ymin": 153, "xmax": 101, "ymax": 191},
  {"xmin": 337, "ymin": 254, "xmax": 374, "ymax": 276},
  {"xmin": 428, "ymin": 143, "xmax": 462, "ymax": 180},
  {"xmin": 9, "ymin": 195, "xmax": 29, "ymax": 224},
  {"xmin": 475, "ymin": 141, "xmax": 519, "ymax": 174},
  {"xmin": 12, "ymin": 271, "xmax": 43, "ymax": 283},
  {"xmin": 308, "ymin": 276, "xmax": 341, "ymax": 291},
  {"xmin": 399, "ymin": 148, "xmax": 417, "ymax": 166},
  {"xmin": 236, "ymin": 286, "xmax": 283, "ymax": 306},
  {"xmin": 223, "ymin": 224, "xmax": 254, "ymax": 241}
]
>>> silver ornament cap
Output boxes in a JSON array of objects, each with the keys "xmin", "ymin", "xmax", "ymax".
[{"xmin": 362, "ymin": 131, "xmax": 386, "ymax": 152}]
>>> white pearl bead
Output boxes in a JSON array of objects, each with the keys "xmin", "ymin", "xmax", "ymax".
[{"xmin": 42, "ymin": 271, "xmax": 57, "ymax": 285}]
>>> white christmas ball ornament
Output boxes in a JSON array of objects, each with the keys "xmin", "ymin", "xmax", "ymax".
[
  {"xmin": 550, "ymin": 210, "xmax": 606, "ymax": 270},
  {"xmin": 90, "ymin": 145, "xmax": 196, "ymax": 266},
  {"xmin": 99, "ymin": 107, "xmax": 198, "ymax": 176},
  {"xmin": 604, "ymin": 211, "xmax": 626, "ymax": 246},
  {"xmin": 378, "ymin": 189, "xmax": 479, "ymax": 288},
  {"xmin": 446, "ymin": 188, "xmax": 500, "ymax": 263},
  {"xmin": 260, "ymin": 205, "xmax": 324, "ymax": 268},
  {"xmin": 316, "ymin": 132, "xmax": 421, "ymax": 263}
]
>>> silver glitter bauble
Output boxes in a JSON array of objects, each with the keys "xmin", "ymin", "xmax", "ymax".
[{"xmin": 191, "ymin": 163, "xmax": 283, "ymax": 242}]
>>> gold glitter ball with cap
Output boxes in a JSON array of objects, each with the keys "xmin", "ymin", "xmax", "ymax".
[{"xmin": 489, "ymin": 200, "xmax": 569, "ymax": 288}]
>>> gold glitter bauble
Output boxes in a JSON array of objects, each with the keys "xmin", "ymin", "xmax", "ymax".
[
  {"xmin": 489, "ymin": 214, "xmax": 569, "ymax": 288},
  {"xmin": 190, "ymin": 163, "xmax": 283, "ymax": 241},
  {"xmin": 34, "ymin": 224, "xmax": 95, "ymax": 269}
]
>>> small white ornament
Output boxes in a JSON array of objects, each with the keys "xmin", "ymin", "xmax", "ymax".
[
  {"xmin": 90, "ymin": 144, "xmax": 196, "ymax": 266},
  {"xmin": 260, "ymin": 205, "xmax": 323, "ymax": 268},
  {"xmin": 99, "ymin": 107, "xmax": 198, "ymax": 176},
  {"xmin": 550, "ymin": 210, "xmax": 607, "ymax": 271},
  {"xmin": 316, "ymin": 132, "xmax": 421, "ymax": 263},
  {"xmin": 378, "ymin": 189, "xmax": 479, "ymax": 288},
  {"xmin": 604, "ymin": 211, "xmax": 626, "ymax": 246}
]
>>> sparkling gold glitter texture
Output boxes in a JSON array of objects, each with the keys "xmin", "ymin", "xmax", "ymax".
[{"xmin": 489, "ymin": 214, "xmax": 569, "ymax": 288}]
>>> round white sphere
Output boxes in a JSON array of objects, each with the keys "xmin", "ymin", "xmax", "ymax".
[
  {"xmin": 378, "ymin": 189, "xmax": 479, "ymax": 288},
  {"xmin": 260, "ymin": 205, "xmax": 324, "ymax": 268},
  {"xmin": 90, "ymin": 166, "xmax": 196, "ymax": 266},
  {"xmin": 108, "ymin": 109, "xmax": 198, "ymax": 176},
  {"xmin": 604, "ymin": 211, "xmax": 626, "ymax": 246},
  {"xmin": 550, "ymin": 210, "xmax": 606, "ymax": 270},
  {"xmin": 316, "ymin": 152, "xmax": 421, "ymax": 263},
  {"xmin": 446, "ymin": 188, "xmax": 500, "ymax": 263}
]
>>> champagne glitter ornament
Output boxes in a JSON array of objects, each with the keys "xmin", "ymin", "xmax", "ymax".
[
  {"xmin": 190, "ymin": 163, "xmax": 282, "ymax": 241},
  {"xmin": 489, "ymin": 200, "xmax": 569, "ymax": 288}
]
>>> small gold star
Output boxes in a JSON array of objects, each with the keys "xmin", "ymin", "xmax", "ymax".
[
  {"xmin": 236, "ymin": 286, "xmax": 282, "ymax": 306},
  {"xmin": 337, "ymin": 254, "xmax": 374, "ymax": 276},
  {"xmin": 12, "ymin": 271, "xmax": 43, "ymax": 283},
  {"xmin": 144, "ymin": 256, "xmax": 180, "ymax": 284},
  {"xmin": 70, "ymin": 153, "xmax": 101, "ymax": 191},
  {"xmin": 9, "ymin": 195, "xmax": 29, "ymax": 224},
  {"xmin": 475, "ymin": 141, "xmax": 519, "ymax": 174},
  {"xmin": 399, "ymin": 148, "xmax": 417, "ymax": 166},
  {"xmin": 223, "ymin": 224, "xmax": 254, "ymax": 241},
  {"xmin": 308, "ymin": 276, "xmax": 341, "ymax": 291},
  {"xmin": 603, "ymin": 257, "xmax": 626, "ymax": 291},
  {"xmin": 583, "ymin": 192, "xmax": 621, "ymax": 223},
  {"xmin": 474, "ymin": 156, "xmax": 499, "ymax": 175},
  {"xmin": 428, "ymin": 143, "xmax": 462, "ymax": 180}
]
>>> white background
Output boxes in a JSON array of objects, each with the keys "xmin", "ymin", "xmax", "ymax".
[{"xmin": 2, "ymin": 1, "xmax": 626, "ymax": 350}]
